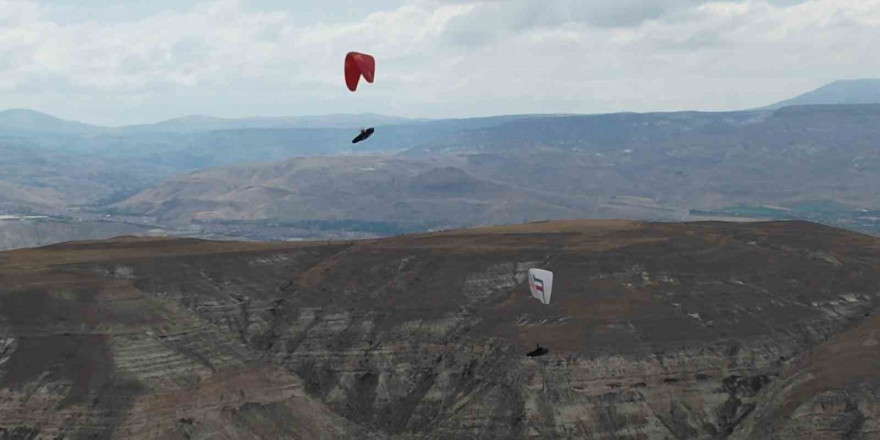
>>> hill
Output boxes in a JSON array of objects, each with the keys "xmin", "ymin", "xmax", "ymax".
[
  {"xmin": 0, "ymin": 111, "xmax": 546, "ymax": 166},
  {"xmin": 4, "ymin": 99, "xmax": 880, "ymax": 247},
  {"xmin": 0, "ymin": 220, "xmax": 878, "ymax": 439},
  {"xmin": 0, "ymin": 109, "xmax": 101, "ymax": 134},
  {"xmin": 111, "ymin": 155, "xmax": 593, "ymax": 228},
  {"xmin": 0, "ymin": 217, "xmax": 152, "ymax": 251},
  {"xmin": 111, "ymin": 105, "xmax": 880, "ymax": 236},
  {"xmin": 0, "ymin": 109, "xmax": 419, "ymax": 134},
  {"xmin": 0, "ymin": 144, "xmax": 174, "ymax": 215},
  {"xmin": 764, "ymin": 79, "xmax": 880, "ymax": 109}
]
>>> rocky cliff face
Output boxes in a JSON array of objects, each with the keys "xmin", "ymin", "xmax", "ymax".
[{"xmin": 0, "ymin": 220, "xmax": 878, "ymax": 439}]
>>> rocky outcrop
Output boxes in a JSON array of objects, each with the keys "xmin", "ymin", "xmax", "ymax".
[{"xmin": 0, "ymin": 221, "xmax": 878, "ymax": 439}]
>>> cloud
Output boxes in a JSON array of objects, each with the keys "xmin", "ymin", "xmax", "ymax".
[
  {"xmin": 0, "ymin": 1, "xmax": 287, "ymax": 92},
  {"xmin": 0, "ymin": 0, "xmax": 877, "ymax": 124},
  {"xmin": 428, "ymin": 0, "xmax": 814, "ymax": 44}
]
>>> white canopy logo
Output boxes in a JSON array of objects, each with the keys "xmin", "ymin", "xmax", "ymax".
[{"xmin": 528, "ymin": 268, "xmax": 553, "ymax": 305}]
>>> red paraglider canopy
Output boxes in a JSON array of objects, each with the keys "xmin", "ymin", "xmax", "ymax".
[{"xmin": 344, "ymin": 51, "xmax": 375, "ymax": 92}]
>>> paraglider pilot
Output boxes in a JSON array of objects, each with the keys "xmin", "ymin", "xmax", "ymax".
[
  {"xmin": 352, "ymin": 127, "xmax": 374, "ymax": 144},
  {"xmin": 527, "ymin": 344, "xmax": 549, "ymax": 357}
]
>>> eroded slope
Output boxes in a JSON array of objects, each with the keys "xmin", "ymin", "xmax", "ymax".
[{"xmin": 0, "ymin": 221, "xmax": 879, "ymax": 439}]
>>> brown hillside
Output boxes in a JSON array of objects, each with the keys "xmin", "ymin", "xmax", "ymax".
[{"xmin": 0, "ymin": 220, "xmax": 878, "ymax": 439}]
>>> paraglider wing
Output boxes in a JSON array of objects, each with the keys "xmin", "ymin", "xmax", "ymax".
[
  {"xmin": 528, "ymin": 268, "xmax": 553, "ymax": 305},
  {"xmin": 344, "ymin": 52, "xmax": 375, "ymax": 92},
  {"xmin": 351, "ymin": 127, "xmax": 375, "ymax": 144}
]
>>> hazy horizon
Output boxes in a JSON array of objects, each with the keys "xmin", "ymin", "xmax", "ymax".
[
  {"xmin": 1, "ymin": 0, "xmax": 878, "ymax": 126},
  {"xmin": 6, "ymin": 77, "xmax": 880, "ymax": 128}
]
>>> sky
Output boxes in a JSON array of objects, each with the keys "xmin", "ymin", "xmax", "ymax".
[{"xmin": 0, "ymin": 0, "xmax": 878, "ymax": 126}]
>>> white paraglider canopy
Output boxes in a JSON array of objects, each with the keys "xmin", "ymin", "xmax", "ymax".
[{"xmin": 528, "ymin": 268, "xmax": 553, "ymax": 305}]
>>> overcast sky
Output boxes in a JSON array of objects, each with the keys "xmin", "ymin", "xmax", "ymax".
[{"xmin": 1, "ymin": 0, "xmax": 878, "ymax": 125}]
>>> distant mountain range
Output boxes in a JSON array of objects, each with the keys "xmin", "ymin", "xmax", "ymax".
[
  {"xmin": 3, "ymin": 79, "xmax": 880, "ymax": 248},
  {"xmin": 3, "ymin": 79, "xmax": 879, "ymax": 134},
  {"xmin": 109, "ymin": 103, "xmax": 880, "ymax": 233},
  {"xmin": 0, "ymin": 109, "xmax": 421, "ymax": 134},
  {"xmin": 763, "ymin": 78, "xmax": 880, "ymax": 109},
  {"xmin": 0, "ymin": 109, "xmax": 575, "ymax": 222},
  {"xmin": 0, "ymin": 109, "xmax": 101, "ymax": 134},
  {"xmin": 120, "ymin": 113, "xmax": 422, "ymax": 133}
]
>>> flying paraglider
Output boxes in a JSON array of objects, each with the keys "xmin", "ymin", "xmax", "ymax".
[
  {"xmin": 344, "ymin": 51, "xmax": 377, "ymax": 144},
  {"xmin": 525, "ymin": 269, "xmax": 554, "ymax": 357},
  {"xmin": 352, "ymin": 127, "xmax": 374, "ymax": 144},
  {"xmin": 528, "ymin": 268, "xmax": 553, "ymax": 305},
  {"xmin": 344, "ymin": 51, "xmax": 375, "ymax": 92}
]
